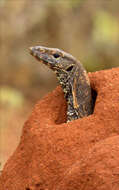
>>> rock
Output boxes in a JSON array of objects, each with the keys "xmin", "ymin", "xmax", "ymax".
[{"xmin": 0, "ymin": 68, "xmax": 119, "ymax": 190}]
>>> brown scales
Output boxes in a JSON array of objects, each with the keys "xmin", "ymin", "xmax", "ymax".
[{"xmin": 29, "ymin": 46, "xmax": 93, "ymax": 122}]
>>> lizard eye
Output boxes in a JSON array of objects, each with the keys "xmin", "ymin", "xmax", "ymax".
[
  {"xmin": 53, "ymin": 53, "xmax": 60, "ymax": 58},
  {"xmin": 66, "ymin": 65, "xmax": 74, "ymax": 72}
]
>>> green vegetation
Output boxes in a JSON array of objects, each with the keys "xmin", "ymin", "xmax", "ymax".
[{"xmin": 0, "ymin": 86, "xmax": 24, "ymax": 108}]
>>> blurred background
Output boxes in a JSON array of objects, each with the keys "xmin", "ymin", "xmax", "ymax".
[{"xmin": 0, "ymin": 0, "xmax": 119, "ymax": 170}]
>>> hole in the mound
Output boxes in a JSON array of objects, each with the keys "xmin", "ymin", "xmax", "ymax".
[
  {"xmin": 91, "ymin": 88, "xmax": 97, "ymax": 113},
  {"xmin": 26, "ymin": 188, "xmax": 31, "ymax": 190}
]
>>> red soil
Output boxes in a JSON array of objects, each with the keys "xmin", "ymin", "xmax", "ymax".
[{"xmin": 1, "ymin": 68, "xmax": 119, "ymax": 190}]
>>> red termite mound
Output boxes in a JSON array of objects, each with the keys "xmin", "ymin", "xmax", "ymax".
[{"xmin": 1, "ymin": 68, "xmax": 119, "ymax": 190}]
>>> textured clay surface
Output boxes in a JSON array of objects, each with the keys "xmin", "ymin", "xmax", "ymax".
[{"xmin": 0, "ymin": 68, "xmax": 119, "ymax": 190}]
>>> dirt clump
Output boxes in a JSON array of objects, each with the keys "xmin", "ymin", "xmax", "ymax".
[{"xmin": 1, "ymin": 68, "xmax": 119, "ymax": 190}]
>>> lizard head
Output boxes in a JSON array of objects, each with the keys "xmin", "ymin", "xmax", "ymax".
[{"xmin": 29, "ymin": 46, "xmax": 77, "ymax": 75}]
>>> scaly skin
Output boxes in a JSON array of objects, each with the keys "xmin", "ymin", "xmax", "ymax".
[{"xmin": 29, "ymin": 46, "xmax": 93, "ymax": 122}]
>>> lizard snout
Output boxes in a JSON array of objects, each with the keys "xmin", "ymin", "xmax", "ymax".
[{"xmin": 29, "ymin": 46, "xmax": 55, "ymax": 66}]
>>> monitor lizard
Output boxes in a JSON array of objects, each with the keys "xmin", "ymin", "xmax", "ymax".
[{"xmin": 29, "ymin": 46, "xmax": 93, "ymax": 122}]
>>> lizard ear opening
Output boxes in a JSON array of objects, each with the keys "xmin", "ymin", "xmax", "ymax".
[{"xmin": 66, "ymin": 65, "xmax": 74, "ymax": 72}]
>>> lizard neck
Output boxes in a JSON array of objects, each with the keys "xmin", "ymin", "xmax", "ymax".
[
  {"xmin": 56, "ymin": 62, "xmax": 93, "ymax": 122},
  {"xmin": 55, "ymin": 67, "xmax": 79, "ymax": 122}
]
